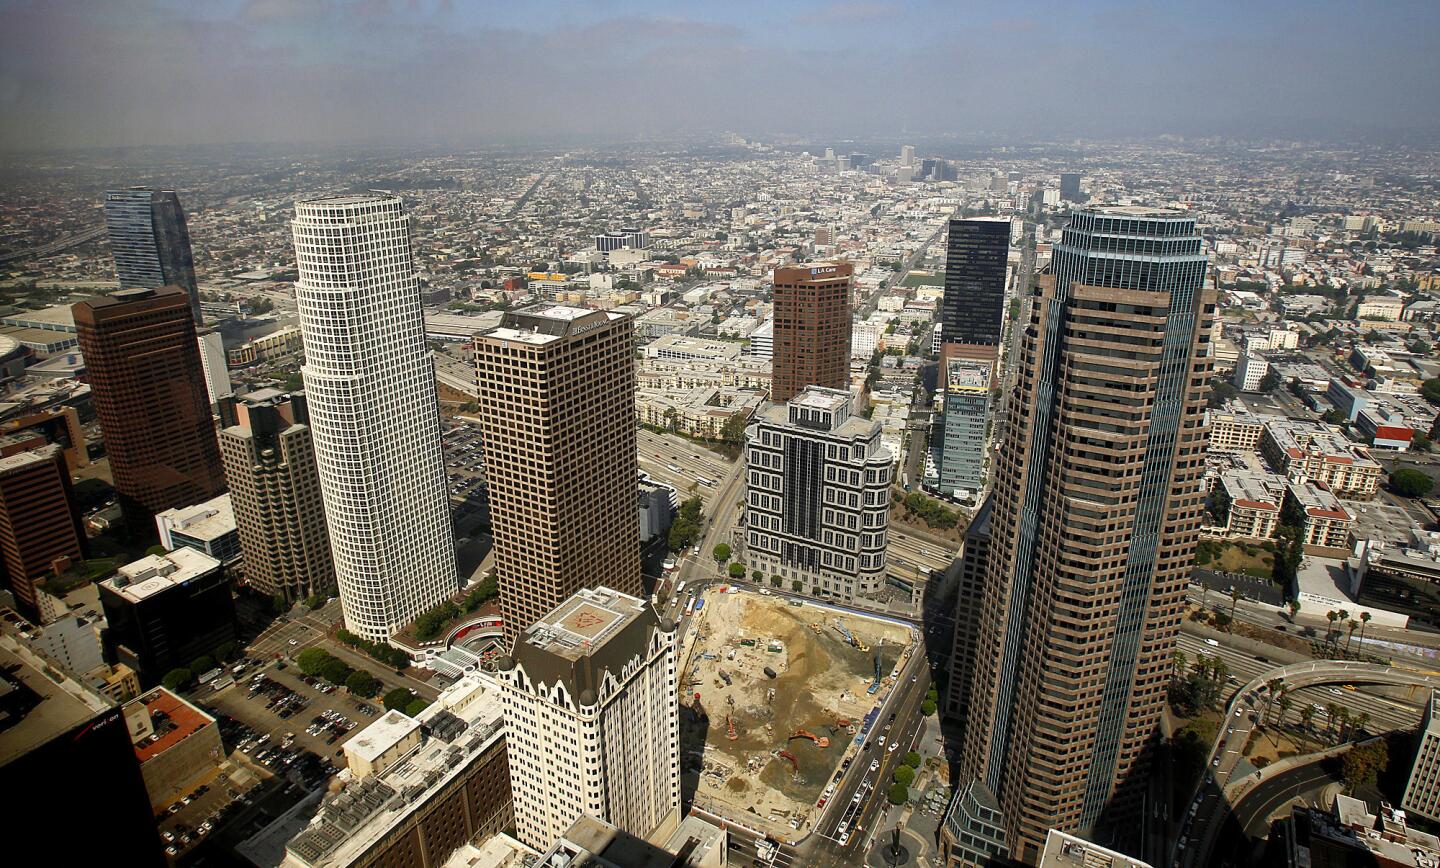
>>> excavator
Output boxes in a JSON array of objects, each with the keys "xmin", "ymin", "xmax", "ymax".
[
  {"xmin": 777, "ymin": 750, "xmax": 799, "ymax": 774},
  {"xmin": 789, "ymin": 729, "xmax": 831, "ymax": 748}
]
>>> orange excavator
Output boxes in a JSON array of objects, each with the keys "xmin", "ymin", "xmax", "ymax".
[
  {"xmin": 778, "ymin": 750, "xmax": 799, "ymax": 773},
  {"xmin": 726, "ymin": 714, "xmax": 738, "ymax": 740},
  {"xmin": 789, "ymin": 729, "xmax": 831, "ymax": 748}
]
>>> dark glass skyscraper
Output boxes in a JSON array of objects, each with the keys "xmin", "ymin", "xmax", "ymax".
[
  {"xmin": 1060, "ymin": 172, "xmax": 1082, "ymax": 202},
  {"xmin": 104, "ymin": 187, "xmax": 202, "ymax": 324},
  {"xmin": 940, "ymin": 218, "xmax": 1010, "ymax": 350},
  {"xmin": 946, "ymin": 207, "xmax": 1213, "ymax": 865}
]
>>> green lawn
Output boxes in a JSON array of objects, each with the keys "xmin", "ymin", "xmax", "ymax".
[
  {"xmin": 901, "ymin": 272, "xmax": 944, "ymax": 287},
  {"xmin": 1196, "ymin": 540, "xmax": 1274, "ymax": 579}
]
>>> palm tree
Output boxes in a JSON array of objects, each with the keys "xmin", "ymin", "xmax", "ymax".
[
  {"xmin": 1228, "ymin": 588, "xmax": 1243, "ymax": 630},
  {"xmin": 1287, "ymin": 600, "xmax": 1301, "ymax": 623},
  {"xmin": 1172, "ymin": 650, "xmax": 1189, "ymax": 679},
  {"xmin": 1358, "ymin": 611, "xmax": 1372, "ymax": 652},
  {"xmin": 1355, "ymin": 712, "xmax": 1371, "ymax": 738},
  {"xmin": 1346, "ymin": 620, "xmax": 1361, "ymax": 656},
  {"xmin": 1299, "ymin": 704, "xmax": 1315, "ymax": 734},
  {"xmin": 1264, "ymin": 678, "xmax": 1284, "ymax": 721},
  {"xmin": 1326, "ymin": 610, "xmax": 1339, "ymax": 643},
  {"xmin": 1336, "ymin": 707, "xmax": 1352, "ymax": 742},
  {"xmin": 1277, "ymin": 694, "xmax": 1293, "ymax": 727}
]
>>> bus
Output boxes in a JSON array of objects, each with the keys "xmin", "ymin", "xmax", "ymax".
[
  {"xmin": 675, "ymin": 581, "xmax": 687, "ymax": 598},
  {"xmin": 684, "ymin": 595, "xmax": 697, "ymax": 617},
  {"xmin": 696, "ymin": 476, "xmax": 715, "ymax": 487}
]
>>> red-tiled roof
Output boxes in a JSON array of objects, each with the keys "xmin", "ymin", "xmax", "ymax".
[{"xmin": 133, "ymin": 690, "xmax": 212, "ymax": 764}]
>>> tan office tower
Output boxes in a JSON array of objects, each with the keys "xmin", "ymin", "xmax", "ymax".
[
  {"xmin": 945, "ymin": 207, "xmax": 1214, "ymax": 865},
  {"xmin": 218, "ymin": 390, "xmax": 334, "ymax": 602},
  {"xmin": 73, "ymin": 287, "xmax": 225, "ymax": 528},
  {"xmin": 474, "ymin": 305, "xmax": 641, "ymax": 638},
  {"xmin": 771, "ymin": 262, "xmax": 854, "ymax": 402}
]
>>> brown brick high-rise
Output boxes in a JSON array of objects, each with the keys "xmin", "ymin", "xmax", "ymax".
[
  {"xmin": 0, "ymin": 444, "xmax": 87, "ymax": 617},
  {"xmin": 474, "ymin": 305, "xmax": 642, "ymax": 638},
  {"xmin": 73, "ymin": 287, "xmax": 225, "ymax": 529},
  {"xmin": 771, "ymin": 262, "xmax": 854, "ymax": 402},
  {"xmin": 946, "ymin": 207, "xmax": 1214, "ymax": 865}
]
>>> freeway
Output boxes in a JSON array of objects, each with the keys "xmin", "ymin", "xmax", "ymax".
[
  {"xmin": 0, "ymin": 225, "xmax": 106, "ymax": 264},
  {"xmin": 637, "ymin": 428, "xmax": 735, "ymax": 509},
  {"xmin": 1175, "ymin": 633, "xmax": 1423, "ymax": 733},
  {"xmin": 1230, "ymin": 761, "xmax": 1339, "ymax": 839}
]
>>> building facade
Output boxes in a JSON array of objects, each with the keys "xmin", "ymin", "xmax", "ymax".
[
  {"xmin": 196, "ymin": 328, "xmax": 232, "ymax": 409},
  {"xmin": 155, "ymin": 494, "xmax": 241, "ymax": 564},
  {"xmin": 104, "ymin": 187, "xmax": 202, "ymax": 324},
  {"xmin": 743, "ymin": 387, "xmax": 892, "ymax": 602},
  {"xmin": 474, "ymin": 305, "xmax": 642, "ymax": 639},
  {"xmin": 99, "ymin": 548, "xmax": 236, "ymax": 685},
  {"xmin": 940, "ymin": 218, "xmax": 1010, "ymax": 351},
  {"xmin": 939, "ymin": 357, "xmax": 992, "ymax": 498},
  {"xmin": 72, "ymin": 287, "xmax": 225, "ymax": 527},
  {"xmin": 944, "ymin": 498, "xmax": 991, "ymax": 728},
  {"xmin": 291, "ymin": 194, "xmax": 458, "ymax": 641},
  {"xmin": 0, "ymin": 444, "xmax": 86, "ymax": 617},
  {"xmin": 1404, "ymin": 690, "xmax": 1440, "ymax": 822},
  {"xmin": 495, "ymin": 587, "xmax": 680, "ymax": 851},
  {"xmin": 953, "ymin": 207, "xmax": 1213, "ymax": 863},
  {"xmin": 218, "ymin": 389, "xmax": 335, "ymax": 602},
  {"xmin": 771, "ymin": 263, "xmax": 854, "ymax": 403}
]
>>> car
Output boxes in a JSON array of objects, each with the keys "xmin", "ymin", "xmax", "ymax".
[
  {"xmin": 162, "ymin": 831, "xmax": 176, "ymax": 843},
  {"xmin": 870, "ymin": 759, "xmax": 880, "ymax": 772},
  {"xmin": 838, "ymin": 831, "xmax": 851, "ymax": 846},
  {"xmin": 1212, "ymin": 758, "xmax": 1221, "ymax": 767},
  {"xmin": 852, "ymin": 791, "xmax": 863, "ymax": 804},
  {"xmin": 877, "ymin": 736, "xmax": 886, "ymax": 747},
  {"xmin": 1227, "ymin": 726, "xmax": 1235, "ymax": 734},
  {"xmin": 166, "ymin": 846, "xmax": 179, "ymax": 857},
  {"xmin": 888, "ymin": 712, "xmax": 897, "ymax": 723},
  {"xmin": 1329, "ymin": 688, "xmax": 1343, "ymax": 696},
  {"xmin": 863, "ymin": 740, "xmax": 872, "ymax": 751},
  {"xmin": 288, "ymin": 639, "xmax": 299, "ymax": 646},
  {"xmin": 837, "ymin": 820, "xmax": 849, "ymax": 835},
  {"xmin": 1204, "ymin": 638, "xmax": 1220, "ymax": 647},
  {"xmin": 1234, "ymin": 708, "xmax": 1243, "ymax": 717},
  {"xmin": 888, "ymin": 741, "xmax": 900, "ymax": 753},
  {"xmin": 199, "ymin": 821, "xmax": 212, "ymax": 833},
  {"xmin": 817, "ymin": 797, "xmax": 827, "ymax": 808}
]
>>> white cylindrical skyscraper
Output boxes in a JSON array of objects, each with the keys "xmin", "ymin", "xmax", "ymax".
[{"xmin": 291, "ymin": 193, "xmax": 458, "ymax": 641}]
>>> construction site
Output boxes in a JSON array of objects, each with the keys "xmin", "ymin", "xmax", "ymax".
[{"xmin": 678, "ymin": 587, "xmax": 915, "ymax": 839}]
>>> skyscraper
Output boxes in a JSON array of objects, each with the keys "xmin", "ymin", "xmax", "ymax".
[
  {"xmin": 104, "ymin": 188, "xmax": 202, "ymax": 324},
  {"xmin": 1060, "ymin": 172, "xmax": 1082, "ymax": 202},
  {"xmin": 218, "ymin": 389, "xmax": 334, "ymax": 603},
  {"xmin": 939, "ymin": 218, "xmax": 1010, "ymax": 352},
  {"xmin": 937, "ymin": 356, "xmax": 992, "ymax": 498},
  {"xmin": 743, "ymin": 387, "xmax": 891, "ymax": 602},
  {"xmin": 196, "ymin": 328, "xmax": 232, "ymax": 410},
  {"xmin": 771, "ymin": 262, "xmax": 854, "ymax": 403},
  {"xmin": 72, "ymin": 287, "xmax": 225, "ymax": 528},
  {"xmin": 0, "ymin": 444, "xmax": 87, "ymax": 617},
  {"xmin": 474, "ymin": 305, "xmax": 641, "ymax": 638},
  {"xmin": 291, "ymin": 193, "xmax": 457, "ymax": 642},
  {"xmin": 495, "ymin": 586, "xmax": 680, "ymax": 850},
  {"xmin": 950, "ymin": 207, "xmax": 1213, "ymax": 864}
]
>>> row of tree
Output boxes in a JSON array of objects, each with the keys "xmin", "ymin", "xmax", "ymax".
[
  {"xmin": 295, "ymin": 647, "xmax": 381, "ymax": 698},
  {"xmin": 668, "ymin": 497, "xmax": 705, "ymax": 552},
  {"xmin": 336, "ymin": 629, "xmax": 411, "ymax": 670},
  {"xmin": 413, "ymin": 574, "xmax": 500, "ymax": 642}
]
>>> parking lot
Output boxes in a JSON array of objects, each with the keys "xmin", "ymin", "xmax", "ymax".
[{"xmin": 206, "ymin": 664, "xmax": 380, "ymax": 763}]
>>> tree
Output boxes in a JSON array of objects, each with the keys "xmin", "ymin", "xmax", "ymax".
[
  {"xmin": 146, "ymin": 544, "xmax": 169, "ymax": 557},
  {"xmin": 1172, "ymin": 650, "xmax": 1189, "ymax": 678},
  {"xmin": 1287, "ymin": 600, "xmax": 1301, "ymax": 622},
  {"xmin": 1340, "ymin": 741, "xmax": 1389, "ymax": 793},
  {"xmin": 903, "ymin": 751, "xmax": 922, "ymax": 769},
  {"xmin": 215, "ymin": 641, "xmax": 239, "ymax": 662},
  {"xmin": 893, "ymin": 765, "xmax": 916, "ymax": 786},
  {"xmin": 383, "ymin": 688, "xmax": 415, "ymax": 712},
  {"xmin": 1422, "ymin": 378, "xmax": 1440, "ymax": 407},
  {"xmin": 1227, "ymin": 588, "xmax": 1243, "ymax": 632},
  {"xmin": 1390, "ymin": 468, "xmax": 1434, "ymax": 498},
  {"xmin": 320, "ymin": 657, "xmax": 354, "ymax": 685},
  {"xmin": 190, "ymin": 655, "xmax": 216, "ymax": 675},
  {"xmin": 1300, "ymin": 705, "xmax": 1316, "ymax": 733},
  {"xmin": 345, "ymin": 670, "xmax": 379, "ymax": 698},
  {"xmin": 728, "ymin": 562, "xmax": 746, "ymax": 579},
  {"xmin": 1346, "ymin": 620, "xmax": 1361, "ymax": 654},
  {"xmin": 1358, "ymin": 611, "xmax": 1372, "ymax": 651},
  {"xmin": 162, "ymin": 667, "xmax": 192, "ymax": 691},
  {"xmin": 921, "ymin": 698, "xmax": 938, "ymax": 716},
  {"xmin": 719, "ymin": 412, "xmax": 749, "ymax": 445},
  {"xmin": 1326, "ymin": 610, "xmax": 1340, "ymax": 643},
  {"xmin": 771, "ymin": 574, "xmax": 782, "ymax": 588},
  {"xmin": 305, "ymin": 593, "xmax": 327, "ymax": 610},
  {"xmin": 271, "ymin": 592, "xmax": 289, "ymax": 614},
  {"xmin": 712, "ymin": 543, "xmax": 731, "ymax": 564},
  {"xmin": 297, "ymin": 648, "xmax": 332, "ymax": 676},
  {"xmin": 792, "ymin": 580, "xmax": 804, "ymax": 593},
  {"xmin": 1260, "ymin": 369, "xmax": 1283, "ymax": 392},
  {"xmin": 887, "ymin": 783, "xmax": 909, "ymax": 805}
]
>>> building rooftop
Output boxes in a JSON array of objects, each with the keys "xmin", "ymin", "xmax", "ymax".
[
  {"xmin": 297, "ymin": 193, "xmax": 397, "ymax": 208},
  {"xmin": 1089, "ymin": 204, "xmax": 1190, "ymax": 219},
  {"xmin": 156, "ymin": 493, "xmax": 235, "ymax": 544},
  {"xmin": 342, "ymin": 710, "xmax": 421, "ymax": 767},
  {"xmin": 1038, "ymin": 829, "xmax": 1152, "ymax": 868},
  {"xmin": 946, "ymin": 358, "xmax": 991, "ymax": 391},
  {"xmin": 483, "ymin": 304, "xmax": 626, "ymax": 346},
  {"xmin": 285, "ymin": 675, "xmax": 506, "ymax": 868},
  {"xmin": 128, "ymin": 687, "xmax": 216, "ymax": 764},
  {"xmin": 103, "ymin": 548, "xmax": 222, "ymax": 603},
  {"xmin": 0, "ymin": 633, "xmax": 112, "ymax": 767}
]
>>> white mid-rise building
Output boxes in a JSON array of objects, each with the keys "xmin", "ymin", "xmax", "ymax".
[
  {"xmin": 743, "ymin": 387, "xmax": 892, "ymax": 602},
  {"xmin": 747, "ymin": 317, "xmax": 773, "ymax": 360},
  {"xmin": 196, "ymin": 329, "xmax": 231, "ymax": 408},
  {"xmin": 291, "ymin": 193, "xmax": 458, "ymax": 642},
  {"xmin": 495, "ymin": 587, "xmax": 680, "ymax": 851},
  {"xmin": 852, "ymin": 321, "xmax": 881, "ymax": 358},
  {"xmin": 1236, "ymin": 351, "xmax": 1270, "ymax": 391}
]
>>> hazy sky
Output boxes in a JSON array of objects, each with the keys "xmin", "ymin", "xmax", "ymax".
[{"xmin": 2, "ymin": 0, "xmax": 1438, "ymax": 149}]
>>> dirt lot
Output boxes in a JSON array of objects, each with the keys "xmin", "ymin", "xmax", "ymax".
[{"xmin": 680, "ymin": 589, "xmax": 914, "ymax": 835}]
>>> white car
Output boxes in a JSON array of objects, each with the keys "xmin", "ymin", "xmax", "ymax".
[
  {"xmin": 837, "ymin": 821, "xmax": 849, "ymax": 835},
  {"xmin": 870, "ymin": 758, "xmax": 880, "ymax": 772},
  {"xmin": 888, "ymin": 741, "xmax": 900, "ymax": 753},
  {"xmin": 877, "ymin": 735, "xmax": 886, "ymax": 747},
  {"xmin": 838, "ymin": 831, "xmax": 851, "ymax": 846}
]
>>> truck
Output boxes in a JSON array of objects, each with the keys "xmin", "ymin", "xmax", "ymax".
[{"xmin": 764, "ymin": 666, "xmax": 778, "ymax": 679}]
